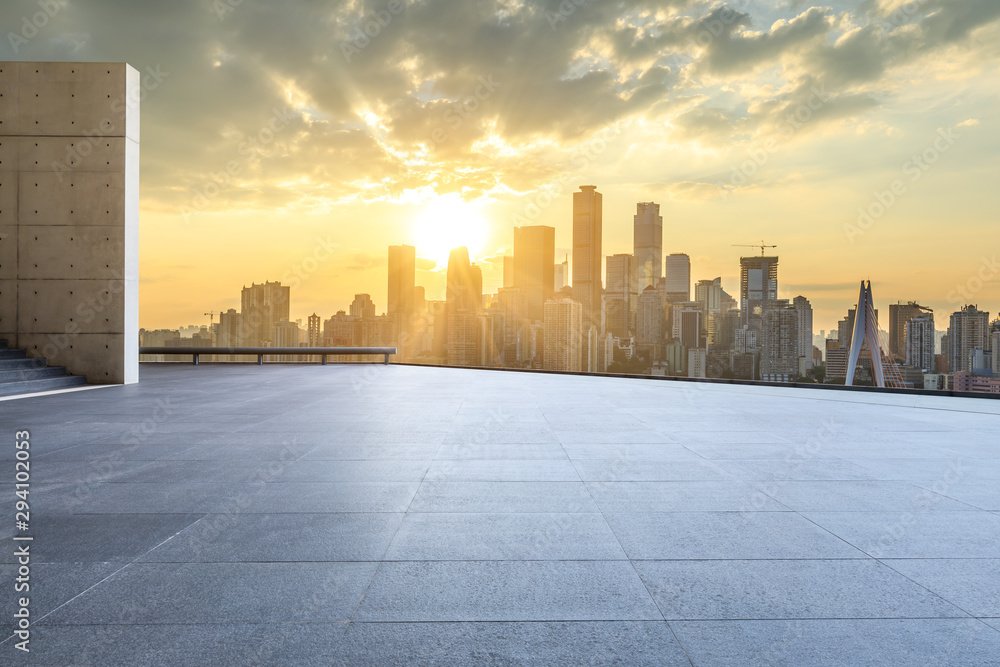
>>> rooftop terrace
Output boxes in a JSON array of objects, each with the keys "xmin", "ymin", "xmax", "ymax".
[{"xmin": 3, "ymin": 364, "xmax": 1000, "ymax": 665}]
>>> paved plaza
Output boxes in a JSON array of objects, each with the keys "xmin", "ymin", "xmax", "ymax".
[{"xmin": 2, "ymin": 364, "xmax": 999, "ymax": 665}]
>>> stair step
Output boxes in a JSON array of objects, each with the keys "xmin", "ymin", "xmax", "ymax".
[
  {"xmin": 0, "ymin": 358, "xmax": 46, "ymax": 370},
  {"xmin": 0, "ymin": 375, "xmax": 88, "ymax": 397},
  {"xmin": 0, "ymin": 349, "xmax": 28, "ymax": 360},
  {"xmin": 0, "ymin": 366, "xmax": 69, "ymax": 383}
]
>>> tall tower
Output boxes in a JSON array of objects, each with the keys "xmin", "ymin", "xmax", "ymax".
[
  {"xmin": 793, "ymin": 296, "xmax": 814, "ymax": 369},
  {"xmin": 604, "ymin": 254, "xmax": 636, "ymax": 338},
  {"xmin": 906, "ymin": 316, "xmax": 935, "ymax": 370},
  {"xmin": 349, "ymin": 294, "xmax": 376, "ymax": 319},
  {"xmin": 572, "ymin": 185, "xmax": 603, "ymax": 328},
  {"xmin": 889, "ymin": 302, "xmax": 933, "ymax": 360},
  {"xmin": 241, "ymin": 282, "xmax": 290, "ymax": 346},
  {"xmin": 633, "ymin": 202, "xmax": 662, "ymax": 290},
  {"xmin": 543, "ymin": 298, "xmax": 583, "ymax": 372},
  {"xmin": 664, "ymin": 253, "xmax": 691, "ymax": 303},
  {"xmin": 513, "ymin": 225, "xmax": 555, "ymax": 322},
  {"xmin": 446, "ymin": 247, "xmax": 482, "ymax": 366},
  {"xmin": 387, "ymin": 245, "xmax": 416, "ymax": 317},
  {"xmin": 307, "ymin": 313, "xmax": 322, "ymax": 347},
  {"xmin": 948, "ymin": 305, "xmax": 990, "ymax": 372},
  {"xmin": 739, "ymin": 255, "xmax": 779, "ymax": 324}
]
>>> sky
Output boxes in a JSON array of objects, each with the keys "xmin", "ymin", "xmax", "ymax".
[{"xmin": 3, "ymin": 0, "xmax": 999, "ymax": 333}]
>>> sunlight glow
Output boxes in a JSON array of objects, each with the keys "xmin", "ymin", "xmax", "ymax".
[{"xmin": 411, "ymin": 194, "xmax": 490, "ymax": 268}]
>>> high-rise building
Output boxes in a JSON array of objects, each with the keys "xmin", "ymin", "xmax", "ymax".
[
  {"xmin": 664, "ymin": 253, "xmax": 691, "ymax": 303},
  {"xmin": 572, "ymin": 186, "xmax": 603, "ymax": 328},
  {"xmin": 503, "ymin": 256, "xmax": 515, "ymax": 288},
  {"xmin": 739, "ymin": 255, "xmax": 778, "ymax": 324},
  {"xmin": 387, "ymin": 245, "xmax": 416, "ymax": 317},
  {"xmin": 905, "ymin": 315, "xmax": 935, "ymax": 370},
  {"xmin": 992, "ymin": 329, "xmax": 1000, "ymax": 375},
  {"xmin": 544, "ymin": 298, "xmax": 583, "ymax": 372},
  {"xmin": 636, "ymin": 285, "xmax": 664, "ymax": 353},
  {"xmin": 513, "ymin": 226, "xmax": 555, "ymax": 322},
  {"xmin": 554, "ymin": 254, "xmax": 569, "ymax": 290},
  {"xmin": 633, "ymin": 202, "xmax": 662, "ymax": 290},
  {"xmin": 350, "ymin": 294, "xmax": 376, "ymax": 320},
  {"xmin": 604, "ymin": 254, "xmax": 636, "ymax": 338},
  {"xmin": 793, "ymin": 296, "xmax": 814, "ymax": 370},
  {"xmin": 273, "ymin": 319, "xmax": 300, "ymax": 347},
  {"xmin": 948, "ymin": 305, "xmax": 990, "ymax": 372},
  {"xmin": 446, "ymin": 247, "xmax": 483, "ymax": 366},
  {"xmin": 492, "ymin": 287, "xmax": 527, "ymax": 364},
  {"xmin": 324, "ymin": 311, "xmax": 359, "ymax": 347},
  {"xmin": 761, "ymin": 304, "xmax": 799, "ymax": 377},
  {"xmin": 889, "ymin": 302, "xmax": 933, "ymax": 360},
  {"xmin": 677, "ymin": 306, "xmax": 702, "ymax": 350},
  {"xmin": 241, "ymin": 281, "xmax": 290, "ymax": 347},
  {"xmin": 217, "ymin": 309, "xmax": 242, "ymax": 348},
  {"xmin": 695, "ymin": 278, "xmax": 737, "ymax": 346},
  {"xmin": 670, "ymin": 302, "xmax": 702, "ymax": 344},
  {"xmin": 307, "ymin": 313, "xmax": 322, "ymax": 347},
  {"xmin": 688, "ymin": 348, "xmax": 707, "ymax": 379}
]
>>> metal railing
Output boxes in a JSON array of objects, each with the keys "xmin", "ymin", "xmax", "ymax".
[{"xmin": 139, "ymin": 346, "xmax": 397, "ymax": 365}]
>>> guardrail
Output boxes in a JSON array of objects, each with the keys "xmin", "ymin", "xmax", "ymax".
[{"xmin": 139, "ymin": 346, "xmax": 397, "ymax": 365}]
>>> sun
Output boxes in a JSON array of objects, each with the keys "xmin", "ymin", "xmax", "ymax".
[{"xmin": 412, "ymin": 194, "xmax": 490, "ymax": 267}]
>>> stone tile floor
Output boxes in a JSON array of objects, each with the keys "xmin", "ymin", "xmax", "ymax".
[{"xmin": 1, "ymin": 363, "xmax": 998, "ymax": 665}]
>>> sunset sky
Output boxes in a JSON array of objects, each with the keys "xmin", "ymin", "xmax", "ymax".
[{"xmin": 3, "ymin": 0, "xmax": 998, "ymax": 332}]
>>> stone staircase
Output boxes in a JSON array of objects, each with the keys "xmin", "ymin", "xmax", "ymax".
[{"xmin": 0, "ymin": 340, "xmax": 88, "ymax": 397}]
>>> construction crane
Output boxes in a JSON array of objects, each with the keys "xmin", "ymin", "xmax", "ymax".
[
  {"xmin": 204, "ymin": 312, "xmax": 214, "ymax": 327},
  {"xmin": 732, "ymin": 241, "xmax": 778, "ymax": 256}
]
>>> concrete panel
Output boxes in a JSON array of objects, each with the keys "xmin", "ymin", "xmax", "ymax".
[
  {"xmin": 124, "ymin": 135, "xmax": 139, "ymax": 384},
  {"xmin": 18, "ymin": 279, "xmax": 125, "ymax": 334},
  {"xmin": 9, "ymin": 62, "xmax": 130, "ymax": 137},
  {"xmin": 0, "ymin": 278, "xmax": 15, "ymax": 342},
  {"xmin": 2, "ymin": 61, "xmax": 139, "ymax": 384},
  {"xmin": 18, "ymin": 171, "xmax": 124, "ymax": 226},
  {"xmin": 18, "ymin": 227, "xmax": 125, "ymax": 280},
  {"xmin": 0, "ymin": 225, "xmax": 14, "ymax": 279},
  {"xmin": 0, "ymin": 170, "xmax": 16, "ymax": 225},
  {"xmin": 18, "ymin": 332, "xmax": 126, "ymax": 382},
  {"xmin": 15, "ymin": 136, "xmax": 125, "ymax": 173},
  {"xmin": 0, "ymin": 66, "xmax": 17, "ymax": 131}
]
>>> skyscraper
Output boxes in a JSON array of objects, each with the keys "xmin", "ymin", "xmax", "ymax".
[
  {"xmin": 217, "ymin": 309, "xmax": 242, "ymax": 348},
  {"xmin": 572, "ymin": 185, "xmax": 603, "ymax": 327},
  {"xmin": 307, "ymin": 313, "xmax": 322, "ymax": 347},
  {"xmin": 241, "ymin": 281, "xmax": 290, "ymax": 347},
  {"xmin": 387, "ymin": 245, "xmax": 416, "ymax": 317},
  {"xmin": 543, "ymin": 298, "xmax": 582, "ymax": 372},
  {"xmin": 513, "ymin": 225, "xmax": 555, "ymax": 322},
  {"xmin": 446, "ymin": 247, "xmax": 483, "ymax": 366},
  {"xmin": 503, "ymin": 256, "xmax": 515, "ymax": 288},
  {"xmin": 761, "ymin": 303, "xmax": 799, "ymax": 378},
  {"xmin": 554, "ymin": 254, "xmax": 569, "ymax": 290},
  {"xmin": 889, "ymin": 302, "xmax": 933, "ymax": 360},
  {"xmin": 793, "ymin": 296, "xmax": 814, "ymax": 369},
  {"xmin": 906, "ymin": 315, "xmax": 935, "ymax": 370},
  {"xmin": 636, "ymin": 285, "xmax": 664, "ymax": 354},
  {"xmin": 633, "ymin": 202, "xmax": 662, "ymax": 290},
  {"xmin": 948, "ymin": 305, "xmax": 990, "ymax": 372},
  {"xmin": 350, "ymin": 294, "xmax": 376, "ymax": 320},
  {"xmin": 664, "ymin": 253, "xmax": 691, "ymax": 303},
  {"xmin": 739, "ymin": 255, "xmax": 778, "ymax": 324},
  {"xmin": 604, "ymin": 254, "xmax": 636, "ymax": 339}
]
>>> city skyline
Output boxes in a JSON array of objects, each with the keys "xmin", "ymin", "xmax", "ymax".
[{"xmin": 2, "ymin": 2, "xmax": 996, "ymax": 333}]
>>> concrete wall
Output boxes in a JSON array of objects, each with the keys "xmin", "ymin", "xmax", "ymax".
[{"xmin": 0, "ymin": 62, "xmax": 139, "ymax": 384}]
